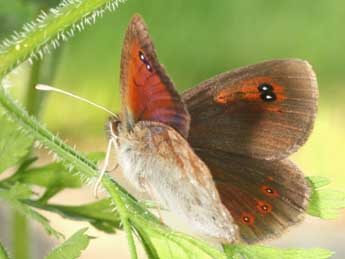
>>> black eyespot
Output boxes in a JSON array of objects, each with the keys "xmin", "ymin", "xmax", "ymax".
[
  {"xmin": 138, "ymin": 51, "xmax": 145, "ymax": 61},
  {"xmin": 258, "ymin": 83, "xmax": 273, "ymax": 92},
  {"xmin": 260, "ymin": 91, "xmax": 276, "ymax": 102},
  {"xmin": 138, "ymin": 50, "xmax": 153, "ymax": 72}
]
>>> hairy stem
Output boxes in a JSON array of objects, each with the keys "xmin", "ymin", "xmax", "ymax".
[
  {"xmin": 12, "ymin": 212, "xmax": 29, "ymax": 259},
  {"xmin": 0, "ymin": 0, "xmax": 125, "ymax": 78},
  {"xmin": 103, "ymin": 180, "xmax": 138, "ymax": 259}
]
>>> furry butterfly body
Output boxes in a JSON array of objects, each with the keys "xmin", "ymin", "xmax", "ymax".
[{"xmin": 109, "ymin": 14, "xmax": 318, "ymax": 244}]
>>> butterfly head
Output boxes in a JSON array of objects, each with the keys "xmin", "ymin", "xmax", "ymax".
[{"xmin": 107, "ymin": 115, "xmax": 122, "ymax": 141}]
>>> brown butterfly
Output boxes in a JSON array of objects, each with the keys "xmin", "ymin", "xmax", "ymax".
[{"xmin": 107, "ymin": 14, "xmax": 318, "ymax": 244}]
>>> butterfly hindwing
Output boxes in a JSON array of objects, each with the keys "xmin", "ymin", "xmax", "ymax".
[
  {"xmin": 195, "ymin": 148, "xmax": 310, "ymax": 243},
  {"xmin": 183, "ymin": 59, "xmax": 318, "ymax": 160},
  {"xmin": 120, "ymin": 14, "xmax": 190, "ymax": 138}
]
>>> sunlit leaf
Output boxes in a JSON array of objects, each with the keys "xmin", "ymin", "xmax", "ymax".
[
  {"xmin": 133, "ymin": 225, "xmax": 160, "ymax": 259},
  {"xmin": 144, "ymin": 227, "xmax": 227, "ymax": 259},
  {"xmin": 226, "ymin": 244, "xmax": 334, "ymax": 259},
  {"xmin": 307, "ymin": 176, "xmax": 345, "ymax": 219},
  {"xmin": 45, "ymin": 228, "xmax": 90, "ymax": 259}
]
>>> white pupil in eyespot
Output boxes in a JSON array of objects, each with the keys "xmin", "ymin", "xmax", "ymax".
[
  {"xmin": 146, "ymin": 64, "xmax": 151, "ymax": 70},
  {"xmin": 140, "ymin": 54, "xmax": 145, "ymax": 60}
]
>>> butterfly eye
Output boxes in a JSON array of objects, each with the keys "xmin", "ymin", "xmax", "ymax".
[{"xmin": 110, "ymin": 119, "xmax": 121, "ymax": 136}]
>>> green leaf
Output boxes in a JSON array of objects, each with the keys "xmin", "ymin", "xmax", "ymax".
[
  {"xmin": 5, "ymin": 152, "xmax": 103, "ymax": 202},
  {"xmin": 140, "ymin": 225, "xmax": 227, "ymax": 259},
  {"xmin": 14, "ymin": 163, "xmax": 82, "ymax": 188},
  {"xmin": 14, "ymin": 162, "xmax": 82, "ymax": 202},
  {"xmin": 0, "ymin": 241, "xmax": 10, "ymax": 259},
  {"xmin": 133, "ymin": 225, "xmax": 160, "ymax": 259},
  {"xmin": 45, "ymin": 228, "xmax": 90, "ymax": 259},
  {"xmin": 227, "ymin": 244, "xmax": 334, "ymax": 259},
  {"xmin": 0, "ymin": 183, "xmax": 62, "ymax": 238},
  {"xmin": 0, "ymin": 114, "xmax": 33, "ymax": 174},
  {"xmin": 26, "ymin": 198, "xmax": 121, "ymax": 233},
  {"xmin": 307, "ymin": 176, "xmax": 345, "ymax": 219}
]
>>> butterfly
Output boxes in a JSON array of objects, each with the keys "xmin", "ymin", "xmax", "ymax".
[{"xmin": 107, "ymin": 14, "xmax": 318, "ymax": 244}]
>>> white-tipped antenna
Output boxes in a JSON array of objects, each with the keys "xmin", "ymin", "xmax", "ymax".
[{"xmin": 35, "ymin": 84, "xmax": 116, "ymax": 116}]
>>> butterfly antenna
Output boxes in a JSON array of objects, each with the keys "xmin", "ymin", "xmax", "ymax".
[
  {"xmin": 35, "ymin": 84, "xmax": 116, "ymax": 116},
  {"xmin": 93, "ymin": 138, "xmax": 117, "ymax": 198}
]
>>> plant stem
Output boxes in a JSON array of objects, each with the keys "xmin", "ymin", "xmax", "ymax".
[
  {"xmin": 12, "ymin": 211, "xmax": 29, "ymax": 259},
  {"xmin": 0, "ymin": 241, "xmax": 10, "ymax": 259},
  {"xmin": 0, "ymin": 0, "xmax": 126, "ymax": 78},
  {"xmin": 12, "ymin": 25, "xmax": 64, "ymax": 259},
  {"xmin": 24, "ymin": 58, "xmax": 43, "ymax": 116},
  {"xmin": 103, "ymin": 180, "xmax": 138, "ymax": 259},
  {"xmin": 11, "ymin": 57, "xmax": 44, "ymax": 259}
]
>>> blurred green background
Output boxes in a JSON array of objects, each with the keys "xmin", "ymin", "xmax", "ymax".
[{"xmin": 0, "ymin": 0, "xmax": 345, "ymax": 258}]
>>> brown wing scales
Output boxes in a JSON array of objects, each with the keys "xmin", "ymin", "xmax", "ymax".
[
  {"xmin": 196, "ymin": 148, "xmax": 310, "ymax": 243},
  {"xmin": 183, "ymin": 59, "xmax": 318, "ymax": 160},
  {"xmin": 120, "ymin": 14, "xmax": 190, "ymax": 138}
]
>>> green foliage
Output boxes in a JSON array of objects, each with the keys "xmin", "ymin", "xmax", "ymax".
[
  {"xmin": 0, "ymin": 0, "xmax": 343, "ymax": 259},
  {"xmin": 45, "ymin": 228, "xmax": 90, "ymax": 259},
  {"xmin": 0, "ymin": 242, "xmax": 10, "ymax": 259},
  {"xmin": 0, "ymin": 183, "xmax": 63, "ymax": 238},
  {"xmin": 307, "ymin": 176, "xmax": 345, "ymax": 219},
  {"xmin": 9, "ymin": 162, "xmax": 83, "ymax": 202},
  {"xmin": 27, "ymin": 198, "xmax": 122, "ymax": 233},
  {"xmin": 0, "ymin": 114, "xmax": 33, "ymax": 174},
  {"xmin": 224, "ymin": 244, "xmax": 334, "ymax": 259},
  {"xmin": 0, "ymin": 0, "xmax": 127, "ymax": 78}
]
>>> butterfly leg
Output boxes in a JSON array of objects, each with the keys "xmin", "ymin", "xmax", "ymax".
[{"xmin": 93, "ymin": 138, "xmax": 114, "ymax": 198}]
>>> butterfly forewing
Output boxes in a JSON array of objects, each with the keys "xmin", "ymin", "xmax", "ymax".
[
  {"xmin": 120, "ymin": 15, "xmax": 190, "ymax": 138},
  {"xmin": 183, "ymin": 59, "xmax": 318, "ymax": 160}
]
